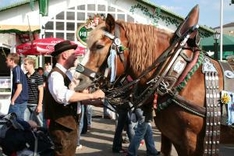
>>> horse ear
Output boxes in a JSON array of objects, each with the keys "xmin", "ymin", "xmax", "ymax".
[
  {"xmin": 105, "ymin": 14, "xmax": 115, "ymax": 33},
  {"xmin": 175, "ymin": 4, "xmax": 199, "ymax": 38}
]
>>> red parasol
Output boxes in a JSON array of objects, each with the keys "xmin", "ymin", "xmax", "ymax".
[{"xmin": 16, "ymin": 37, "xmax": 86, "ymax": 55}]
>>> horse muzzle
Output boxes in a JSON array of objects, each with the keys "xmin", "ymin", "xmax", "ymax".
[{"xmin": 74, "ymin": 74, "xmax": 93, "ymax": 92}]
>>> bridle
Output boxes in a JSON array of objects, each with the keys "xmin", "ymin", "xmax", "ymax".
[
  {"xmin": 76, "ymin": 23, "xmax": 202, "ymax": 109},
  {"xmin": 76, "ymin": 25, "xmax": 128, "ymax": 90}
]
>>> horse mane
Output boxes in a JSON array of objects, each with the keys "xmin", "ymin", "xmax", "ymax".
[
  {"xmin": 117, "ymin": 21, "xmax": 173, "ymax": 73},
  {"xmin": 87, "ymin": 21, "xmax": 174, "ymax": 75}
]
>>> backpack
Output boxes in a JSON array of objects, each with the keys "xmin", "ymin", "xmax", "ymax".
[{"xmin": 0, "ymin": 113, "xmax": 54, "ymax": 156}]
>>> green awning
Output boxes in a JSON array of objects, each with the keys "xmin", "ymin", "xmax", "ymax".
[{"xmin": 200, "ymin": 34, "xmax": 234, "ymax": 51}]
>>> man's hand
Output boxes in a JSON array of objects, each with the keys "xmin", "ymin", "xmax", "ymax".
[
  {"xmin": 91, "ymin": 89, "xmax": 105, "ymax": 99},
  {"xmin": 36, "ymin": 104, "xmax": 43, "ymax": 114},
  {"xmin": 82, "ymin": 89, "xmax": 89, "ymax": 94}
]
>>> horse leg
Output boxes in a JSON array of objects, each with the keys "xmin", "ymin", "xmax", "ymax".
[
  {"xmin": 154, "ymin": 105, "xmax": 205, "ymax": 156},
  {"xmin": 154, "ymin": 115, "xmax": 172, "ymax": 155},
  {"xmin": 160, "ymin": 134, "xmax": 172, "ymax": 156},
  {"xmin": 160, "ymin": 131, "xmax": 203, "ymax": 156}
]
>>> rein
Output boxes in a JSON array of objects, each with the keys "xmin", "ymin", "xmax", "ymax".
[
  {"xmin": 105, "ymin": 24, "xmax": 200, "ymax": 107},
  {"xmin": 76, "ymin": 24, "xmax": 201, "ymax": 107}
]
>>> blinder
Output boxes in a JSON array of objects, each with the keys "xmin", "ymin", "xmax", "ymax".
[
  {"xmin": 75, "ymin": 64, "xmax": 105, "ymax": 89},
  {"xmin": 76, "ymin": 63, "xmax": 99, "ymax": 80}
]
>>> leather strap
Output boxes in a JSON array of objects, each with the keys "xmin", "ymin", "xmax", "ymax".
[{"xmin": 202, "ymin": 57, "xmax": 221, "ymax": 156}]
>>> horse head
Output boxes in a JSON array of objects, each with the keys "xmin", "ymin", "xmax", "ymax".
[{"xmin": 76, "ymin": 13, "xmax": 174, "ymax": 92}]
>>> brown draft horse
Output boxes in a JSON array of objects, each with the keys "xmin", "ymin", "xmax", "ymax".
[{"xmin": 76, "ymin": 5, "xmax": 234, "ymax": 156}]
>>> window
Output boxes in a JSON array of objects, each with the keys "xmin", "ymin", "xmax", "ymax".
[
  {"xmin": 56, "ymin": 33, "xmax": 64, "ymax": 38},
  {"xmin": 67, "ymin": 12, "xmax": 75, "ymax": 20},
  {"xmin": 108, "ymin": 6, "xmax": 115, "ymax": 12},
  {"xmin": 117, "ymin": 14, "xmax": 125, "ymax": 20},
  {"xmin": 45, "ymin": 32, "xmax": 53, "ymax": 38},
  {"xmin": 45, "ymin": 21, "xmax": 53, "ymax": 30},
  {"xmin": 88, "ymin": 4, "xmax": 95, "ymax": 11},
  {"xmin": 77, "ymin": 12, "xmax": 85, "ymax": 20},
  {"xmin": 87, "ymin": 13, "xmax": 95, "ymax": 19},
  {"xmin": 98, "ymin": 5, "xmax": 106, "ymax": 11},
  {"xmin": 66, "ymin": 33, "xmax": 75, "ymax": 41},
  {"xmin": 56, "ymin": 12, "xmax": 64, "ymax": 20},
  {"xmin": 67, "ymin": 22, "xmax": 75, "ymax": 31},
  {"xmin": 56, "ymin": 22, "xmax": 64, "ymax": 30},
  {"xmin": 44, "ymin": 3, "xmax": 135, "ymax": 42},
  {"xmin": 77, "ymin": 5, "xmax": 85, "ymax": 10}
]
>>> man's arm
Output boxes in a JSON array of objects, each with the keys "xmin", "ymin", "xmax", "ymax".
[
  {"xmin": 69, "ymin": 89, "xmax": 105, "ymax": 103},
  {"xmin": 81, "ymin": 99, "xmax": 104, "ymax": 107},
  {"xmin": 36, "ymin": 85, "xmax": 44, "ymax": 113}
]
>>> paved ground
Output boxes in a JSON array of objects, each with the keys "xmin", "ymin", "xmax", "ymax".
[
  {"xmin": 75, "ymin": 107, "xmax": 168, "ymax": 156},
  {"xmin": 75, "ymin": 107, "xmax": 234, "ymax": 156},
  {"xmin": 1, "ymin": 107, "xmax": 233, "ymax": 156}
]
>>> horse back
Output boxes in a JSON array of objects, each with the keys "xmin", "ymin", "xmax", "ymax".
[{"xmin": 180, "ymin": 58, "xmax": 224, "ymax": 107}]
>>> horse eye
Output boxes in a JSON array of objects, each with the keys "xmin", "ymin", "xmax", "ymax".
[{"xmin": 96, "ymin": 44, "xmax": 104, "ymax": 50}]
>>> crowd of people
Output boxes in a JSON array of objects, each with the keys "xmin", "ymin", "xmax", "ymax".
[{"xmin": 4, "ymin": 40, "xmax": 160, "ymax": 156}]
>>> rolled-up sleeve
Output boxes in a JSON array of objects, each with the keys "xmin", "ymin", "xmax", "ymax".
[{"xmin": 48, "ymin": 71, "xmax": 75, "ymax": 105}]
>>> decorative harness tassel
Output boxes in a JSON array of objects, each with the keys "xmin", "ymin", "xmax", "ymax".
[{"xmin": 107, "ymin": 45, "xmax": 117, "ymax": 82}]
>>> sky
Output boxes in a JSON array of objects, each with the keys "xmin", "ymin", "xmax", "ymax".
[
  {"xmin": 1, "ymin": 0, "xmax": 24, "ymax": 7},
  {"xmin": 1, "ymin": 0, "xmax": 233, "ymax": 28},
  {"xmin": 150, "ymin": 0, "xmax": 234, "ymax": 28}
]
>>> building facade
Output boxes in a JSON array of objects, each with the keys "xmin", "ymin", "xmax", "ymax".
[
  {"xmin": 0, "ymin": 0, "xmax": 214, "ymax": 114},
  {"xmin": 0, "ymin": 0, "xmax": 213, "ymax": 48}
]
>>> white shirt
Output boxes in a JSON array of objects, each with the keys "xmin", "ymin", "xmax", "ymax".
[
  {"xmin": 69, "ymin": 65, "xmax": 82, "ymax": 114},
  {"xmin": 48, "ymin": 63, "xmax": 75, "ymax": 105}
]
